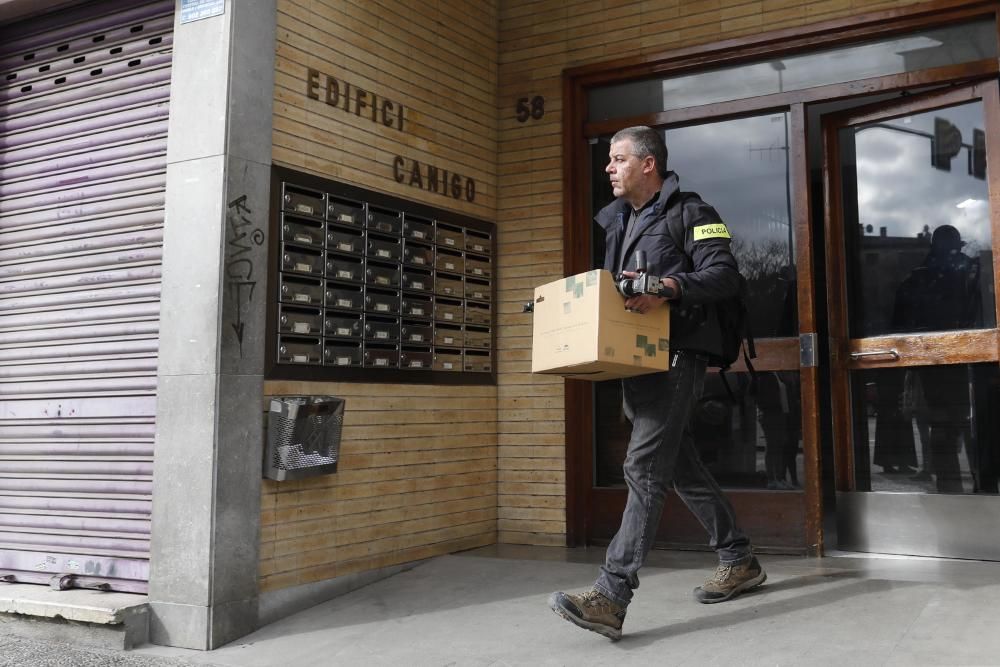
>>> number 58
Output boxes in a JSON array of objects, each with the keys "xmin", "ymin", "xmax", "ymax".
[{"xmin": 515, "ymin": 96, "xmax": 545, "ymax": 122}]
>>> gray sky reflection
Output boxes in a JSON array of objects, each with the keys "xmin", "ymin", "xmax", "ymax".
[
  {"xmin": 854, "ymin": 101, "xmax": 990, "ymax": 253},
  {"xmin": 666, "ymin": 114, "xmax": 791, "ymax": 252}
]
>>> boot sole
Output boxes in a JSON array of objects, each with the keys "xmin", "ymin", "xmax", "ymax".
[
  {"xmin": 548, "ymin": 593, "xmax": 622, "ymax": 641},
  {"xmin": 694, "ymin": 571, "xmax": 767, "ymax": 604}
]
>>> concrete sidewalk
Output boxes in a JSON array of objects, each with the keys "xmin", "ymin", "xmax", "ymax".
[{"xmin": 9, "ymin": 544, "xmax": 1000, "ymax": 666}]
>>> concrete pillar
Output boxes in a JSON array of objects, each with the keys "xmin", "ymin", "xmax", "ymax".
[{"xmin": 148, "ymin": 0, "xmax": 276, "ymax": 649}]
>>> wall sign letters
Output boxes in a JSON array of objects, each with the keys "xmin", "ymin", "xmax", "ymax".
[{"xmin": 304, "ymin": 67, "xmax": 477, "ymax": 203}]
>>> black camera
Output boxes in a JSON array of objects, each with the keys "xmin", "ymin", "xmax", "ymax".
[{"xmin": 615, "ymin": 251, "xmax": 672, "ymax": 298}]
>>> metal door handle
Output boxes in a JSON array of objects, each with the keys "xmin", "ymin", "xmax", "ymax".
[{"xmin": 850, "ymin": 349, "xmax": 899, "ymax": 361}]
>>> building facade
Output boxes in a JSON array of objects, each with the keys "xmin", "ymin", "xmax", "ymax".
[{"xmin": 1, "ymin": 0, "xmax": 998, "ymax": 651}]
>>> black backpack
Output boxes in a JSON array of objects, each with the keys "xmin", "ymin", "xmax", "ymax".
[{"xmin": 667, "ymin": 193, "xmax": 757, "ymax": 393}]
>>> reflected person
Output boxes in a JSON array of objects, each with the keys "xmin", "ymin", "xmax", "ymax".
[{"xmin": 891, "ymin": 225, "xmax": 981, "ymax": 492}]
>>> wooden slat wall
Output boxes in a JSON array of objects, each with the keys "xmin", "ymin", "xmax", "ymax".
[
  {"xmin": 264, "ymin": 0, "xmax": 938, "ymax": 588},
  {"xmin": 263, "ymin": 0, "xmax": 499, "ymax": 593},
  {"xmin": 493, "ymin": 0, "xmax": 929, "ymax": 546}
]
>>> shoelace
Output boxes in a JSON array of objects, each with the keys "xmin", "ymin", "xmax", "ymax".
[
  {"xmin": 710, "ymin": 563, "xmax": 733, "ymax": 583},
  {"xmin": 580, "ymin": 590, "xmax": 612, "ymax": 609}
]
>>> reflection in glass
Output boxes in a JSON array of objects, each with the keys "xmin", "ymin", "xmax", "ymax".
[
  {"xmin": 666, "ymin": 117, "xmax": 797, "ymax": 339},
  {"xmin": 595, "ymin": 371, "xmax": 803, "ymax": 489},
  {"xmin": 588, "ymin": 20, "xmax": 996, "ymax": 121},
  {"xmin": 851, "ymin": 364, "xmax": 1000, "ymax": 494},
  {"xmin": 841, "ymin": 101, "xmax": 996, "ymax": 337}
]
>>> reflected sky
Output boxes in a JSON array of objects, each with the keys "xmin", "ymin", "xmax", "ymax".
[
  {"xmin": 666, "ymin": 114, "xmax": 791, "ymax": 252},
  {"xmin": 853, "ymin": 101, "xmax": 990, "ymax": 253},
  {"xmin": 588, "ymin": 20, "xmax": 995, "ymax": 122}
]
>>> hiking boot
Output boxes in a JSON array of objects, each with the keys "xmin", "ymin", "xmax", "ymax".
[
  {"xmin": 694, "ymin": 555, "xmax": 766, "ymax": 604},
  {"xmin": 548, "ymin": 589, "xmax": 626, "ymax": 640}
]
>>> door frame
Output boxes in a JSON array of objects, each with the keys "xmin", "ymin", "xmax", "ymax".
[
  {"xmin": 562, "ymin": 0, "xmax": 1000, "ymax": 553},
  {"xmin": 821, "ymin": 81, "xmax": 1000, "ymax": 559},
  {"xmin": 822, "ymin": 81, "xmax": 1000, "ymax": 492}
]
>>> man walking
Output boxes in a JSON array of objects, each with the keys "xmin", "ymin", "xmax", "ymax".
[{"xmin": 549, "ymin": 126, "xmax": 765, "ymax": 640}]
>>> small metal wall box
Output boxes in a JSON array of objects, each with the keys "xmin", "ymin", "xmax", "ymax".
[{"xmin": 264, "ymin": 396, "xmax": 345, "ymax": 481}]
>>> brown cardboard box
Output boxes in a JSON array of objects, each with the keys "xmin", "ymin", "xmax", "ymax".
[{"xmin": 530, "ymin": 269, "xmax": 670, "ymax": 381}]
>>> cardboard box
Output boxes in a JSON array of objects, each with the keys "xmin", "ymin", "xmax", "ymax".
[{"xmin": 530, "ymin": 269, "xmax": 670, "ymax": 381}]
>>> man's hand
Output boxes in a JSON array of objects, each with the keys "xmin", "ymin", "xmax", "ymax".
[
  {"xmin": 624, "ymin": 293, "xmax": 665, "ymax": 314},
  {"xmin": 621, "ymin": 272, "xmax": 679, "ymax": 313}
]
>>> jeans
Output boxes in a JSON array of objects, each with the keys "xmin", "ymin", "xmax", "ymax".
[{"xmin": 594, "ymin": 350, "xmax": 752, "ymax": 607}]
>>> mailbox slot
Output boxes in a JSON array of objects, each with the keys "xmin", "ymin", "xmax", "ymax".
[
  {"xmin": 325, "ymin": 282, "xmax": 364, "ymax": 311},
  {"xmin": 279, "ymin": 275, "xmax": 324, "ymax": 306},
  {"xmin": 282, "ymin": 184, "xmax": 324, "ymax": 219}
]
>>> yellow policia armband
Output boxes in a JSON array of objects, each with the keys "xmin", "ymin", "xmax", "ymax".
[{"xmin": 693, "ymin": 223, "xmax": 731, "ymax": 240}]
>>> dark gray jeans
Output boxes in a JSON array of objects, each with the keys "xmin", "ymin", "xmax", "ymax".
[{"xmin": 594, "ymin": 350, "xmax": 751, "ymax": 607}]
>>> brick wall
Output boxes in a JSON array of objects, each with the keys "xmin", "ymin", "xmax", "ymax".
[
  {"xmin": 492, "ymin": 0, "xmax": 928, "ymax": 545},
  {"xmin": 262, "ymin": 0, "xmax": 934, "ymax": 589},
  {"xmin": 262, "ymin": 0, "xmax": 500, "ymax": 593}
]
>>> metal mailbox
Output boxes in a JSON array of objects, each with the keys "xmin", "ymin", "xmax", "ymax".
[
  {"xmin": 403, "ymin": 215, "xmax": 433, "ymax": 241},
  {"xmin": 464, "ymin": 325, "xmax": 491, "ymax": 349},
  {"xmin": 324, "ymin": 311, "xmax": 362, "ymax": 339},
  {"xmin": 364, "ymin": 287, "xmax": 400, "ymax": 315},
  {"xmin": 282, "ymin": 244, "xmax": 325, "ymax": 277},
  {"xmin": 282, "ymin": 184, "xmax": 324, "ymax": 219},
  {"xmin": 277, "ymin": 336, "xmax": 323, "ymax": 364},
  {"xmin": 400, "ymin": 346, "xmax": 433, "ymax": 369},
  {"xmin": 465, "ymin": 255, "xmax": 491, "ymax": 279},
  {"xmin": 364, "ymin": 315, "xmax": 399, "ymax": 342},
  {"xmin": 434, "ymin": 274, "xmax": 463, "ymax": 297},
  {"xmin": 434, "ymin": 297, "xmax": 464, "ymax": 323},
  {"xmin": 278, "ymin": 305, "xmax": 323, "ymax": 336},
  {"xmin": 434, "ymin": 323, "xmax": 463, "ymax": 347},
  {"xmin": 465, "ymin": 229, "xmax": 491, "ymax": 254},
  {"xmin": 464, "ymin": 278, "xmax": 490, "ymax": 302},
  {"xmin": 435, "ymin": 249, "xmax": 464, "ymax": 274},
  {"xmin": 324, "ymin": 340, "xmax": 362, "ymax": 367},
  {"xmin": 464, "ymin": 301, "xmax": 491, "ymax": 325},
  {"xmin": 281, "ymin": 215, "xmax": 325, "ymax": 248},
  {"xmin": 264, "ymin": 395, "xmax": 344, "ymax": 482},
  {"xmin": 366, "ymin": 234, "xmax": 402, "ymax": 263},
  {"xmin": 401, "ymin": 268, "xmax": 432, "ymax": 292},
  {"xmin": 279, "ymin": 275, "xmax": 324, "ymax": 306},
  {"xmin": 327, "ymin": 197, "xmax": 363, "ymax": 227},
  {"xmin": 326, "ymin": 253, "xmax": 364, "ymax": 283},
  {"xmin": 402, "ymin": 240, "xmax": 433, "ymax": 267},
  {"xmin": 400, "ymin": 321, "xmax": 433, "ymax": 344},
  {"xmin": 401, "ymin": 294, "xmax": 432, "ymax": 319},
  {"xmin": 272, "ymin": 171, "xmax": 495, "ymax": 381},
  {"xmin": 433, "ymin": 348, "xmax": 463, "ymax": 372},
  {"xmin": 365, "ymin": 261, "xmax": 400, "ymax": 288},
  {"xmin": 463, "ymin": 350, "xmax": 492, "ymax": 373},
  {"xmin": 325, "ymin": 282, "xmax": 364, "ymax": 311},
  {"xmin": 367, "ymin": 206, "xmax": 402, "ymax": 235},
  {"xmin": 435, "ymin": 222, "xmax": 463, "ymax": 249},
  {"xmin": 363, "ymin": 343, "xmax": 399, "ymax": 368},
  {"xmin": 326, "ymin": 224, "xmax": 364, "ymax": 254}
]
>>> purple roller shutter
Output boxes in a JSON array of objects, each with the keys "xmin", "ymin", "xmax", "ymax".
[{"xmin": 0, "ymin": 0, "xmax": 173, "ymax": 594}]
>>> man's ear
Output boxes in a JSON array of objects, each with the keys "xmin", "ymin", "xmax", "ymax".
[{"xmin": 642, "ymin": 155, "xmax": 656, "ymax": 175}]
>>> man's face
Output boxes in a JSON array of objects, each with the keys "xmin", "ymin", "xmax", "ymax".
[{"xmin": 606, "ymin": 139, "xmax": 651, "ymax": 201}]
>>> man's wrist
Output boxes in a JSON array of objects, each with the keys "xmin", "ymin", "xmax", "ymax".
[{"xmin": 658, "ymin": 277, "xmax": 678, "ymax": 300}]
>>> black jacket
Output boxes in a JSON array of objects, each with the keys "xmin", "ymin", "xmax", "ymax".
[{"xmin": 594, "ymin": 171, "xmax": 741, "ymax": 355}]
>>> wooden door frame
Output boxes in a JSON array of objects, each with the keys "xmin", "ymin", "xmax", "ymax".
[
  {"xmin": 562, "ymin": 0, "xmax": 1000, "ymax": 551},
  {"xmin": 822, "ymin": 80, "xmax": 1000, "ymax": 491}
]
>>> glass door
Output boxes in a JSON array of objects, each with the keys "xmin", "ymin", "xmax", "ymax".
[
  {"xmin": 824, "ymin": 82, "xmax": 1000, "ymax": 559},
  {"xmin": 586, "ymin": 112, "xmax": 817, "ymax": 551}
]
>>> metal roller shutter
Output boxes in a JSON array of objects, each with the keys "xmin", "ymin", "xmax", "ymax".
[{"xmin": 0, "ymin": 0, "xmax": 173, "ymax": 593}]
